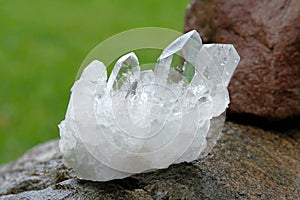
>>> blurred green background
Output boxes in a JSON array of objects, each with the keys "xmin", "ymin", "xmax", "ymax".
[{"xmin": 0, "ymin": 0, "xmax": 189, "ymax": 164}]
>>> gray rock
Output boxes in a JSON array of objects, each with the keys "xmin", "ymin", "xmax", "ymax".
[{"xmin": 0, "ymin": 122, "xmax": 299, "ymax": 199}]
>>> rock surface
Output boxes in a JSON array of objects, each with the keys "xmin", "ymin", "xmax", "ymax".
[
  {"xmin": 184, "ymin": 0, "xmax": 300, "ymax": 120},
  {"xmin": 0, "ymin": 122, "xmax": 299, "ymax": 199}
]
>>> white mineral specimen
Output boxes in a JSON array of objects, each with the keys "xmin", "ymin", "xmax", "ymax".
[{"xmin": 59, "ymin": 30, "xmax": 240, "ymax": 181}]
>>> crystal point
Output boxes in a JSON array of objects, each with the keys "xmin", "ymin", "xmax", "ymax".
[
  {"xmin": 202, "ymin": 44, "xmax": 240, "ymax": 87},
  {"xmin": 154, "ymin": 30, "xmax": 202, "ymax": 83},
  {"xmin": 107, "ymin": 52, "xmax": 140, "ymax": 94}
]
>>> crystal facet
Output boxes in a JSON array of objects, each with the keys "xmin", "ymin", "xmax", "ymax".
[{"xmin": 59, "ymin": 30, "xmax": 240, "ymax": 181}]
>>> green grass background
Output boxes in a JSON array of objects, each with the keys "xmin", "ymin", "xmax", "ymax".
[{"xmin": 0, "ymin": 0, "xmax": 189, "ymax": 164}]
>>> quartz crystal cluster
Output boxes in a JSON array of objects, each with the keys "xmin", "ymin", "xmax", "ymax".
[{"xmin": 59, "ymin": 30, "xmax": 240, "ymax": 181}]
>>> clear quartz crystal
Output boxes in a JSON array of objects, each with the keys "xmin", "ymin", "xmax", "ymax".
[{"xmin": 59, "ymin": 30, "xmax": 240, "ymax": 181}]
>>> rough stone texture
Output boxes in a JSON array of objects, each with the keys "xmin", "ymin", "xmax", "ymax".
[
  {"xmin": 0, "ymin": 122, "xmax": 299, "ymax": 199},
  {"xmin": 184, "ymin": 0, "xmax": 300, "ymax": 120}
]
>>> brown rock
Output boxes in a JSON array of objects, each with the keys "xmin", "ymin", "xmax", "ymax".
[
  {"xmin": 0, "ymin": 122, "xmax": 299, "ymax": 199},
  {"xmin": 184, "ymin": 0, "xmax": 300, "ymax": 120}
]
